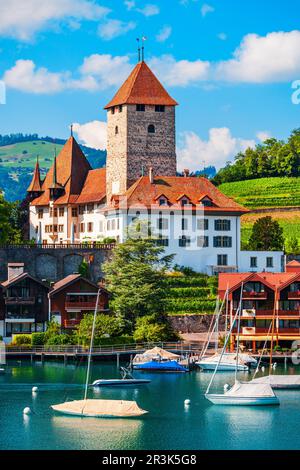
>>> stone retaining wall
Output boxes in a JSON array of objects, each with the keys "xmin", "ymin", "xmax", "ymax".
[{"xmin": 168, "ymin": 314, "xmax": 225, "ymax": 334}]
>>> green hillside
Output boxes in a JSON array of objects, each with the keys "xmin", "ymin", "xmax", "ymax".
[{"xmin": 0, "ymin": 139, "xmax": 106, "ymax": 201}]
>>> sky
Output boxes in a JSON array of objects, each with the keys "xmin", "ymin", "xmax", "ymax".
[{"xmin": 0, "ymin": 0, "xmax": 300, "ymax": 171}]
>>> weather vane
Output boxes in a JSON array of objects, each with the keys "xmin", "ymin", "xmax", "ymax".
[{"xmin": 136, "ymin": 36, "xmax": 147, "ymax": 62}]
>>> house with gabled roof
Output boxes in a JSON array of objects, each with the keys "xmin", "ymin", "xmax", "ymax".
[{"xmin": 27, "ymin": 58, "xmax": 283, "ymax": 274}]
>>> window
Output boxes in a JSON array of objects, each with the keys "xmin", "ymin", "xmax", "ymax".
[
  {"xmin": 136, "ymin": 104, "xmax": 145, "ymax": 111},
  {"xmin": 111, "ymin": 107, "xmax": 115, "ymax": 114},
  {"xmin": 59, "ymin": 207, "xmax": 64, "ymax": 217},
  {"xmin": 213, "ymin": 236, "xmax": 232, "ymax": 248},
  {"xmin": 53, "ymin": 225, "xmax": 58, "ymax": 233},
  {"xmin": 112, "ymin": 219, "xmax": 116, "ymax": 230},
  {"xmin": 179, "ymin": 235, "xmax": 191, "ymax": 247},
  {"xmin": 156, "ymin": 237, "xmax": 169, "ymax": 247},
  {"xmin": 117, "ymin": 218, "xmax": 120, "ymax": 230},
  {"xmin": 58, "ymin": 225, "xmax": 64, "ymax": 233},
  {"xmin": 38, "ymin": 209, "xmax": 43, "ymax": 219},
  {"xmin": 107, "ymin": 220, "xmax": 111, "ymax": 231},
  {"xmin": 155, "ymin": 105, "xmax": 165, "ymax": 112},
  {"xmin": 35, "ymin": 226, "xmax": 38, "ymax": 233},
  {"xmin": 79, "ymin": 223, "xmax": 85, "ymax": 233},
  {"xmin": 250, "ymin": 257, "xmax": 258, "ymax": 268},
  {"xmin": 73, "ymin": 225, "xmax": 77, "ymax": 233},
  {"xmin": 197, "ymin": 236, "xmax": 209, "ymax": 248},
  {"xmin": 87, "ymin": 222, "xmax": 93, "ymax": 232},
  {"xmin": 115, "ymin": 126, "xmax": 119, "ymax": 135},
  {"xmin": 148, "ymin": 124, "xmax": 155, "ymax": 134},
  {"xmin": 182, "ymin": 218, "xmax": 188, "ymax": 230},
  {"xmin": 201, "ymin": 197, "xmax": 213, "ymax": 207},
  {"xmin": 79, "ymin": 205, "xmax": 85, "ymax": 215},
  {"xmin": 266, "ymin": 257, "xmax": 273, "ymax": 268},
  {"xmin": 87, "ymin": 203, "xmax": 94, "ymax": 214},
  {"xmin": 50, "ymin": 208, "xmax": 57, "ymax": 217},
  {"xmin": 99, "ymin": 220, "xmax": 104, "ymax": 232},
  {"xmin": 180, "ymin": 198, "xmax": 189, "ymax": 206},
  {"xmin": 159, "ymin": 197, "xmax": 167, "ymax": 206},
  {"xmin": 118, "ymin": 105, "xmax": 123, "ymax": 112},
  {"xmin": 217, "ymin": 254, "xmax": 228, "ymax": 266},
  {"xmin": 197, "ymin": 218, "xmax": 209, "ymax": 231},
  {"xmin": 215, "ymin": 219, "xmax": 231, "ymax": 231},
  {"xmin": 71, "ymin": 208, "xmax": 77, "ymax": 217},
  {"xmin": 158, "ymin": 218, "xmax": 168, "ymax": 230}
]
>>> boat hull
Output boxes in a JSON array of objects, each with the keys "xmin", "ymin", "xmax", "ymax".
[
  {"xmin": 133, "ymin": 360, "xmax": 188, "ymax": 372},
  {"xmin": 196, "ymin": 362, "xmax": 248, "ymax": 372},
  {"xmin": 205, "ymin": 393, "xmax": 279, "ymax": 406},
  {"xmin": 51, "ymin": 399, "xmax": 148, "ymax": 418},
  {"xmin": 92, "ymin": 379, "xmax": 151, "ymax": 387}
]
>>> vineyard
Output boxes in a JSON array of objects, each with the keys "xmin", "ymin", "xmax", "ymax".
[
  {"xmin": 219, "ymin": 177, "xmax": 300, "ymax": 209},
  {"xmin": 165, "ymin": 275, "xmax": 217, "ymax": 316}
]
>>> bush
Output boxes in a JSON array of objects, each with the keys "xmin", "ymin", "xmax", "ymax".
[
  {"xmin": 76, "ymin": 314, "xmax": 127, "ymax": 346},
  {"xmin": 46, "ymin": 334, "xmax": 74, "ymax": 345},
  {"xmin": 31, "ymin": 332, "xmax": 46, "ymax": 346},
  {"xmin": 11, "ymin": 334, "xmax": 31, "ymax": 346},
  {"xmin": 94, "ymin": 335, "xmax": 135, "ymax": 346},
  {"xmin": 165, "ymin": 287, "xmax": 212, "ymax": 298},
  {"xmin": 133, "ymin": 314, "xmax": 177, "ymax": 342},
  {"xmin": 165, "ymin": 299, "xmax": 216, "ymax": 313},
  {"xmin": 165, "ymin": 276, "xmax": 208, "ymax": 288}
]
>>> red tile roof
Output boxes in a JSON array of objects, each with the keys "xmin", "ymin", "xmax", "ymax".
[
  {"xmin": 50, "ymin": 274, "xmax": 105, "ymax": 296},
  {"xmin": 76, "ymin": 168, "xmax": 106, "ymax": 204},
  {"xmin": 1, "ymin": 272, "xmax": 49, "ymax": 289},
  {"xmin": 27, "ymin": 160, "xmax": 42, "ymax": 192},
  {"xmin": 111, "ymin": 176, "xmax": 248, "ymax": 213},
  {"xmin": 104, "ymin": 61, "xmax": 178, "ymax": 109},
  {"xmin": 30, "ymin": 137, "xmax": 92, "ymax": 206}
]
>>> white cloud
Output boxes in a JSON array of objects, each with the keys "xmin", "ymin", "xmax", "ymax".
[
  {"xmin": 124, "ymin": 0, "xmax": 135, "ymax": 10},
  {"xmin": 201, "ymin": 3, "xmax": 215, "ymax": 17},
  {"xmin": 149, "ymin": 54, "xmax": 210, "ymax": 86},
  {"xmin": 216, "ymin": 30, "xmax": 300, "ymax": 83},
  {"xmin": 0, "ymin": 0, "xmax": 110, "ymax": 40},
  {"xmin": 136, "ymin": 4, "xmax": 160, "ymax": 16},
  {"xmin": 3, "ymin": 54, "xmax": 132, "ymax": 94},
  {"xmin": 3, "ymin": 59, "xmax": 67, "ymax": 93},
  {"xmin": 177, "ymin": 128, "xmax": 256, "ymax": 171},
  {"xmin": 98, "ymin": 19, "xmax": 136, "ymax": 41},
  {"xmin": 73, "ymin": 121, "xmax": 107, "ymax": 150},
  {"xmin": 156, "ymin": 25, "xmax": 172, "ymax": 43},
  {"xmin": 256, "ymin": 131, "xmax": 272, "ymax": 142}
]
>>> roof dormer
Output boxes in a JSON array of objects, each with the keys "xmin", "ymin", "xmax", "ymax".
[
  {"xmin": 199, "ymin": 194, "xmax": 214, "ymax": 207},
  {"xmin": 154, "ymin": 193, "xmax": 169, "ymax": 206},
  {"xmin": 176, "ymin": 194, "xmax": 191, "ymax": 206}
]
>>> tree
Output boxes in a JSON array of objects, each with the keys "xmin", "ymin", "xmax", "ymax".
[
  {"xmin": 285, "ymin": 236, "xmax": 300, "ymax": 255},
  {"xmin": 78, "ymin": 259, "xmax": 90, "ymax": 278},
  {"xmin": 133, "ymin": 314, "xmax": 177, "ymax": 342},
  {"xmin": 0, "ymin": 193, "xmax": 23, "ymax": 243},
  {"xmin": 76, "ymin": 313, "xmax": 126, "ymax": 346},
  {"xmin": 248, "ymin": 216, "xmax": 284, "ymax": 251},
  {"xmin": 102, "ymin": 233, "xmax": 174, "ymax": 324}
]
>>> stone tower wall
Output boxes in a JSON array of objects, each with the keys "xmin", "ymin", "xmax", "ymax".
[{"xmin": 106, "ymin": 104, "xmax": 177, "ymax": 201}]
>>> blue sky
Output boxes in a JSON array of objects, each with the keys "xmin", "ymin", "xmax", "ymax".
[{"xmin": 0, "ymin": 0, "xmax": 300, "ymax": 170}]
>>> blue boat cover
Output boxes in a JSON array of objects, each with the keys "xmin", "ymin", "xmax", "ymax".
[{"xmin": 135, "ymin": 360, "xmax": 188, "ymax": 372}]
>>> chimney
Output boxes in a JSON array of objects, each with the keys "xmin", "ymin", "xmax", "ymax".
[
  {"xmin": 183, "ymin": 169, "xmax": 190, "ymax": 177},
  {"xmin": 149, "ymin": 166, "xmax": 154, "ymax": 184},
  {"xmin": 7, "ymin": 263, "xmax": 25, "ymax": 281}
]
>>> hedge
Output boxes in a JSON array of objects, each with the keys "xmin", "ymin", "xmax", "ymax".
[
  {"xmin": 165, "ymin": 299, "xmax": 216, "ymax": 313},
  {"xmin": 165, "ymin": 277, "xmax": 209, "ymax": 288},
  {"xmin": 11, "ymin": 334, "xmax": 32, "ymax": 346},
  {"xmin": 93, "ymin": 335, "xmax": 135, "ymax": 346},
  {"xmin": 165, "ymin": 287, "xmax": 212, "ymax": 298},
  {"xmin": 31, "ymin": 332, "xmax": 46, "ymax": 346}
]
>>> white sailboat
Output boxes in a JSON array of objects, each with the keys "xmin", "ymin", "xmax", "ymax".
[
  {"xmin": 205, "ymin": 284, "xmax": 279, "ymax": 406},
  {"xmin": 92, "ymin": 367, "xmax": 151, "ymax": 387},
  {"xmin": 51, "ymin": 290, "xmax": 148, "ymax": 418},
  {"xmin": 0, "ymin": 340, "xmax": 5, "ymax": 375}
]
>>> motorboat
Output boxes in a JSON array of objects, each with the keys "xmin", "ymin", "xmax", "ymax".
[
  {"xmin": 196, "ymin": 353, "xmax": 249, "ymax": 372},
  {"xmin": 132, "ymin": 347, "xmax": 188, "ymax": 372},
  {"xmin": 92, "ymin": 367, "xmax": 151, "ymax": 387}
]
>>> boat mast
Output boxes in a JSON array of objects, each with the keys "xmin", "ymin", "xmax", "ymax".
[
  {"xmin": 235, "ymin": 283, "xmax": 244, "ymax": 383},
  {"xmin": 269, "ymin": 288, "xmax": 278, "ymax": 376},
  {"xmin": 84, "ymin": 289, "xmax": 101, "ymax": 401}
]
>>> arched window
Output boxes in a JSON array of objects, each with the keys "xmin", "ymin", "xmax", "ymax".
[
  {"xmin": 148, "ymin": 124, "xmax": 155, "ymax": 134},
  {"xmin": 115, "ymin": 126, "xmax": 118, "ymax": 135}
]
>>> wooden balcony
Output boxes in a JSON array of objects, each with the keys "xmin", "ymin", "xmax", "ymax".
[
  {"xmin": 5, "ymin": 297, "xmax": 35, "ymax": 305},
  {"xmin": 242, "ymin": 291, "xmax": 267, "ymax": 300},
  {"xmin": 65, "ymin": 301, "xmax": 106, "ymax": 311},
  {"xmin": 234, "ymin": 328, "xmax": 300, "ymax": 336},
  {"xmin": 288, "ymin": 291, "xmax": 300, "ymax": 299},
  {"xmin": 63, "ymin": 319, "xmax": 81, "ymax": 328}
]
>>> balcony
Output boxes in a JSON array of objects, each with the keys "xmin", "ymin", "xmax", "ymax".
[
  {"xmin": 242, "ymin": 291, "xmax": 267, "ymax": 300},
  {"xmin": 288, "ymin": 291, "xmax": 300, "ymax": 299},
  {"xmin": 5, "ymin": 297, "xmax": 35, "ymax": 305},
  {"xmin": 65, "ymin": 301, "xmax": 106, "ymax": 311},
  {"xmin": 242, "ymin": 309, "xmax": 256, "ymax": 318},
  {"xmin": 63, "ymin": 319, "xmax": 81, "ymax": 328},
  {"xmin": 242, "ymin": 327, "xmax": 256, "ymax": 335},
  {"xmin": 5, "ymin": 313, "xmax": 35, "ymax": 322}
]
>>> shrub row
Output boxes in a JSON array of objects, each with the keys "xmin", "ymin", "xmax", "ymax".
[
  {"xmin": 165, "ymin": 287, "xmax": 212, "ymax": 298},
  {"xmin": 165, "ymin": 299, "xmax": 216, "ymax": 313},
  {"xmin": 165, "ymin": 277, "xmax": 209, "ymax": 288}
]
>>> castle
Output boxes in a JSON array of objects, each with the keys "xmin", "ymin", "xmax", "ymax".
[{"xmin": 28, "ymin": 60, "xmax": 283, "ymax": 274}]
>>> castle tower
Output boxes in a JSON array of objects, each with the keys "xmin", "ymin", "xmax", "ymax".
[
  {"xmin": 27, "ymin": 157, "xmax": 43, "ymax": 201},
  {"xmin": 104, "ymin": 61, "xmax": 178, "ymax": 202}
]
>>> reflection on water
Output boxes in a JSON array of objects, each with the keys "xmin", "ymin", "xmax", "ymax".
[{"xmin": 2, "ymin": 360, "xmax": 300, "ymax": 449}]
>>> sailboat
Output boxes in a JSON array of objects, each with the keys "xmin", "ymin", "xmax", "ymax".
[
  {"xmin": 196, "ymin": 289, "xmax": 256, "ymax": 372},
  {"xmin": 0, "ymin": 341, "xmax": 5, "ymax": 374},
  {"xmin": 51, "ymin": 290, "xmax": 148, "ymax": 418},
  {"xmin": 249, "ymin": 288, "xmax": 300, "ymax": 390},
  {"xmin": 205, "ymin": 284, "xmax": 279, "ymax": 406}
]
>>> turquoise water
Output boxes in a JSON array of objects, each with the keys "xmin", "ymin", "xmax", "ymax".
[{"xmin": 1, "ymin": 360, "xmax": 300, "ymax": 450}]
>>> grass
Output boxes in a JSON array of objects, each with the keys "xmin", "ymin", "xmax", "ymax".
[
  {"xmin": 0, "ymin": 141, "xmax": 64, "ymax": 171},
  {"xmin": 241, "ymin": 210, "xmax": 300, "ymax": 246},
  {"xmin": 219, "ymin": 177, "xmax": 300, "ymax": 209}
]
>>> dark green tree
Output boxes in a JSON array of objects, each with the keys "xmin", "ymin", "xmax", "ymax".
[
  {"xmin": 102, "ymin": 233, "xmax": 174, "ymax": 324},
  {"xmin": 249, "ymin": 216, "xmax": 284, "ymax": 251}
]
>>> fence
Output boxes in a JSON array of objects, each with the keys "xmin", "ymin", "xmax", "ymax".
[{"xmin": 0, "ymin": 243, "xmax": 115, "ymax": 250}]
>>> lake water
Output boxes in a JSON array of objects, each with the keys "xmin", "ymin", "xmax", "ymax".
[{"xmin": 1, "ymin": 360, "xmax": 300, "ymax": 450}]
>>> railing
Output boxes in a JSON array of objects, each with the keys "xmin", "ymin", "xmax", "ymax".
[
  {"xmin": 65, "ymin": 301, "xmax": 106, "ymax": 310},
  {"xmin": 5, "ymin": 297, "xmax": 35, "ymax": 305},
  {"xmin": 288, "ymin": 291, "xmax": 300, "ymax": 299},
  {"xmin": 4, "ymin": 341, "xmax": 202, "ymax": 355},
  {"xmin": 0, "ymin": 243, "xmax": 115, "ymax": 250},
  {"xmin": 236, "ymin": 328, "xmax": 300, "ymax": 335},
  {"xmin": 242, "ymin": 291, "xmax": 267, "ymax": 298}
]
